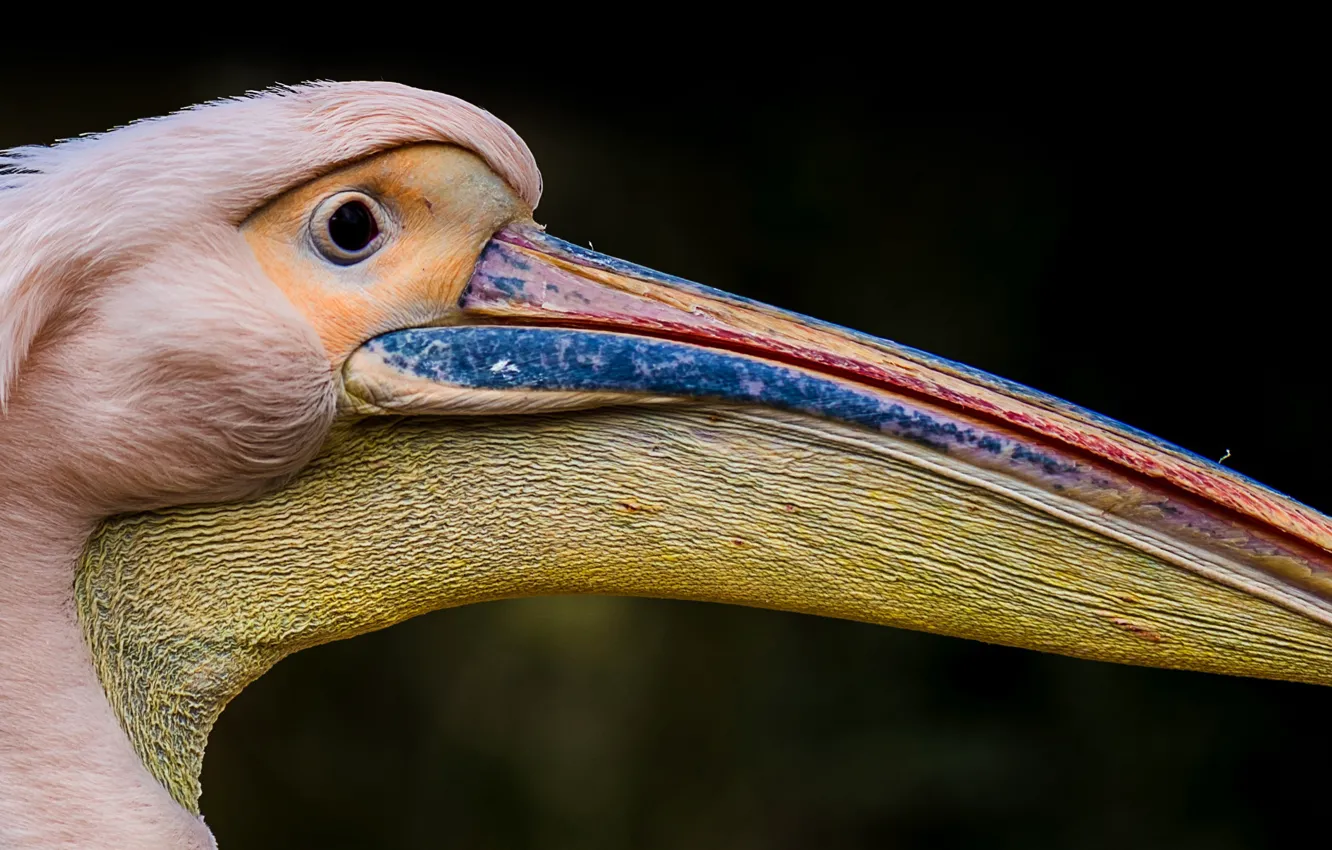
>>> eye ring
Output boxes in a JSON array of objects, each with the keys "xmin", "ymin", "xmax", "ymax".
[{"xmin": 310, "ymin": 191, "xmax": 390, "ymax": 265}]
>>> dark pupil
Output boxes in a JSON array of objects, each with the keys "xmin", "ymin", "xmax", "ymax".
[{"xmin": 328, "ymin": 201, "xmax": 378, "ymax": 252}]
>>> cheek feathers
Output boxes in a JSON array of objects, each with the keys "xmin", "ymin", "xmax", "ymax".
[{"xmin": 12, "ymin": 235, "xmax": 338, "ymax": 516}]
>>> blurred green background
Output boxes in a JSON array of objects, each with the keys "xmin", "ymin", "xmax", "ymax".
[{"xmin": 3, "ymin": 53, "xmax": 1324, "ymax": 849}]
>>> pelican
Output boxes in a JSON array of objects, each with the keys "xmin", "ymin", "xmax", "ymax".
[{"xmin": 1, "ymin": 82, "xmax": 1329, "ymax": 848}]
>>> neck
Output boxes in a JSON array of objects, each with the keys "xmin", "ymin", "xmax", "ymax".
[{"xmin": 0, "ymin": 489, "xmax": 215, "ymax": 849}]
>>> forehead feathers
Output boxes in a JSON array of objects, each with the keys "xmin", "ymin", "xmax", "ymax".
[{"xmin": 0, "ymin": 81, "xmax": 542, "ymax": 408}]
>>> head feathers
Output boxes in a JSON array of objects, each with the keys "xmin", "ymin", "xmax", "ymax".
[{"xmin": 0, "ymin": 81, "xmax": 542, "ymax": 409}]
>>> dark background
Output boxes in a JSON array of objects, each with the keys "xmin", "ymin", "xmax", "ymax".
[{"xmin": 3, "ymin": 51, "xmax": 1324, "ymax": 849}]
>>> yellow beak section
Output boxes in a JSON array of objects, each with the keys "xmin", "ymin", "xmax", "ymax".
[{"xmin": 81, "ymin": 405, "xmax": 1332, "ymax": 812}]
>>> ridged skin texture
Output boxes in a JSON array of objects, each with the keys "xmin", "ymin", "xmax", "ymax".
[{"xmin": 80, "ymin": 405, "xmax": 1332, "ymax": 812}]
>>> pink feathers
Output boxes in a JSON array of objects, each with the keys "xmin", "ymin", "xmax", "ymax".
[
  {"xmin": 0, "ymin": 81, "xmax": 542, "ymax": 410},
  {"xmin": 0, "ymin": 82, "xmax": 541, "ymax": 847}
]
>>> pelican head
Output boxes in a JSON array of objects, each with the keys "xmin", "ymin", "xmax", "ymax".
[{"xmin": 1, "ymin": 83, "xmax": 1329, "ymax": 848}]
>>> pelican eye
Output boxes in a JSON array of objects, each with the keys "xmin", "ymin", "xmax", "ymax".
[{"xmin": 310, "ymin": 192, "xmax": 388, "ymax": 264}]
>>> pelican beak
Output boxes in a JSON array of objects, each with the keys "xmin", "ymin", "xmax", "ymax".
[
  {"xmin": 83, "ymin": 222, "xmax": 1332, "ymax": 815},
  {"xmin": 342, "ymin": 221, "xmax": 1332, "ymax": 658}
]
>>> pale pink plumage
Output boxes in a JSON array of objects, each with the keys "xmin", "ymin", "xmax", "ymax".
[{"xmin": 0, "ymin": 82, "xmax": 541, "ymax": 849}]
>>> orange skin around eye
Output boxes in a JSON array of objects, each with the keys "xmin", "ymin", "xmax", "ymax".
[{"xmin": 242, "ymin": 143, "xmax": 532, "ymax": 369}]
